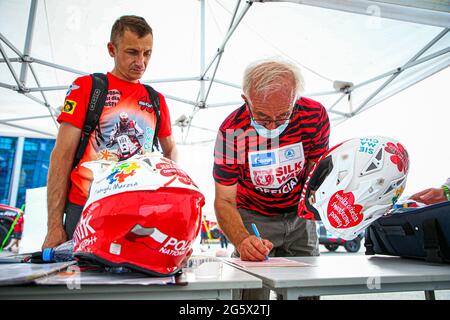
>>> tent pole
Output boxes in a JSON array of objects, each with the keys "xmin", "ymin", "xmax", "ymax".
[
  {"xmin": 355, "ymin": 61, "xmax": 450, "ymax": 116},
  {"xmin": 32, "ymin": 58, "xmax": 88, "ymax": 76},
  {"xmin": 327, "ymin": 109, "xmax": 349, "ymax": 117},
  {"xmin": 202, "ymin": 52, "xmax": 224, "ymax": 104},
  {"xmin": 26, "ymin": 85, "xmax": 71, "ymax": 92},
  {"xmin": 187, "ymin": 107, "xmax": 203, "ymax": 144},
  {"xmin": 201, "ymin": 1, "xmax": 252, "ymax": 79},
  {"xmin": 189, "ymin": 125, "xmax": 218, "ymax": 133},
  {"xmin": 0, "ymin": 33, "xmax": 24, "ymax": 58},
  {"xmin": 142, "ymin": 76, "xmax": 200, "ymax": 84},
  {"xmin": 199, "ymin": 0, "xmax": 206, "ymax": 105},
  {"xmin": 23, "ymin": 93, "xmax": 47, "ymax": 107},
  {"xmin": 212, "ymin": 78, "xmax": 241, "ymax": 89},
  {"xmin": 352, "ymin": 28, "xmax": 449, "ymax": 91},
  {"xmin": 0, "ymin": 42, "xmax": 23, "ymax": 90},
  {"xmin": 163, "ymin": 94, "xmax": 197, "ymax": 106},
  {"xmin": 226, "ymin": 0, "xmax": 242, "ymax": 31},
  {"xmin": 180, "ymin": 139, "xmax": 216, "ymax": 145},
  {"xmin": 29, "ymin": 63, "xmax": 58, "ymax": 128},
  {"xmin": 0, "ymin": 82, "xmax": 17, "ymax": 90},
  {"xmin": 0, "ymin": 58, "xmax": 22, "ymax": 63},
  {"xmin": 207, "ymin": 101, "xmax": 243, "ymax": 108},
  {"xmin": 327, "ymin": 93, "xmax": 347, "ymax": 112},
  {"xmin": 187, "ymin": 0, "xmax": 248, "ymax": 143},
  {"xmin": 202, "ymin": 1, "xmax": 244, "ymax": 104},
  {"xmin": 20, "ymin": 0, "xmax": 38, "ymax": 86},
  {"xmin": 2, "ymin": 115, "xmax": 54, "ymax": 122},
  {"xmin": 351, "ymin": 47, "xmax": 450, "ymax": 92},
  {"xmin": 305, "ymin": 90, "xmax": 341, "ymax": 97},
  {"xmin": 353, "ymin": 29, "xmax": 449, "ymax": 115}
]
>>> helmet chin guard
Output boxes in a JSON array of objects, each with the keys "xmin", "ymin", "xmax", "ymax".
[{"xmin": 299, "ymin": 136, "xmax": 409, "ymax": 240}]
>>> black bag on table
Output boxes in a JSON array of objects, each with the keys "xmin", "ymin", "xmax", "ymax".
[{"xmin": 364, "ymin": 201, "xmax": 450, "ymax": 263}]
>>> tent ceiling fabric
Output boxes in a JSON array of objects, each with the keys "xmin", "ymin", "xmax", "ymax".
[
  {"xmin": 264, "ymin": 0, "xmax": 450, "ymax": 28},
  {"xmin": 0, "ymin": 0, "xmax": 449, "ymax": 144}
]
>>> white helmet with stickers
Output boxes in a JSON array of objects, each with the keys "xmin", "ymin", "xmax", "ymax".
[{"xmin": 298, "ymin": 136, "xmax": 409, "ymax": 240}]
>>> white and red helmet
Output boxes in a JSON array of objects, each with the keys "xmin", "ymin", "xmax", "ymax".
[
  {"xmin": 73, "ymin": 153, "xmax": 205, "ymax": 276},
  {"xmin": 119, "ymin": 112, "xmax": 129, "ymax": 122},
  {"xmin": 298, "ymin": 136, "xmax": 409, "ymax": 240}
]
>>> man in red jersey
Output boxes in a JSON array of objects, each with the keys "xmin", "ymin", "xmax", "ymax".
[
  {"xmin": 5, "ymin": 213, "xmax": 24, "ymax": 253},
  {"xmin": 42, "ymin": 16, "xmax": 177, "ymax": 249},
  {"xmin": 213, "ymin": 59, "xmax": 330, "ymax": 299}
]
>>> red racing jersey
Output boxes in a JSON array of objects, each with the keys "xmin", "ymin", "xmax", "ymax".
[
  {"xmin": 58, "ymin": 72, "xmax": 172, "ymax": 206},
  {"xmin": 213, "ymin": 97, "xmax": 330, "ymax": 215},
  {"xmin": 13, "ymin": 215, "xmax": 24, "ymax": 233}
]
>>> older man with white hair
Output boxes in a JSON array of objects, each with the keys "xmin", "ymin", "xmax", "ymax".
[{"xmin": 213, "ymin": 59, "xmax": 330, "ymax": 299}]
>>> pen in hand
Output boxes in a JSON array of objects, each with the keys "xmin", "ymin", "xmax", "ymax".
[{"xmin": 251, "ymin": 223, "xmax": 269, "ymax": 261}]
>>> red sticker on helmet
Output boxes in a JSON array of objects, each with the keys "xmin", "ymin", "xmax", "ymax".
[
  {"xmin": 327, "ymin": 190, "xmax": 363, "ymax": 229},
  {"xmin": 384, "ymin": 142, "xmax": 409, "ymax": 174},
  {"xmin": 156, "ymin": 158, "xmax": 194, "ymax": 186}
]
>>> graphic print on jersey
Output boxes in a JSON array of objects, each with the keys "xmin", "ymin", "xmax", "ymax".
[
  {"xmin": 88, "ymin": 87, "xmax": 157, "ymax": 163},
  {"xmin": 249, "ymin": 142, "xmax": 305, "ymax": 192},
  {"xmin": 105, "ymin": 112, "xmax": 145, "ymax": 161}
]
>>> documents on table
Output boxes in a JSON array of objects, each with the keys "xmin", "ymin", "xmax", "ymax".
[
  {"xmin": 226, "ymin": 257, "xmax": 313, "ymax": 268},
  {"xmin": 35, "ymin": 271, "xmax": 177, "ymax": 286},
  {"xmin": 0, "ymin": 261, "xmax": 76, "ymax": 286}
]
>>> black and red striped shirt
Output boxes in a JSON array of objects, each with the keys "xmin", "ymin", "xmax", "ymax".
[{"xmin": 213, "ymin": 97, "xmax": 330, "ymax": 215}]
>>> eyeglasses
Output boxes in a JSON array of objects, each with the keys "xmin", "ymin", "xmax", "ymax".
[
  {"xmin": 251, "ymin": 116, "xmax": 292, "ymax": 127},
  {"xmin": 245, "ymin": 99, "xmax": 294, "ymax": 128}
]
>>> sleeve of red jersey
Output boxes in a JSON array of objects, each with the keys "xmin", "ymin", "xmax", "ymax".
[
  {"xmin": 57, "ymin": 75, "xmax": 92, "ymax": 130},
  {"xmin": 309, "ymin": 104, "xmax": 330, "ymax": 162},
  {"xmin": 213, "ymin": 129, "xmax": 239, "ymax": 186},
  {"xmin": 156, "ymin": 93, "xmax": 173, "ymax": 138}
]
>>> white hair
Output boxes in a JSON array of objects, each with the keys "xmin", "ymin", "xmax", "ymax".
[{"xmin": 242, "ymin": 58, "xmax": 305, "ymax": 100}]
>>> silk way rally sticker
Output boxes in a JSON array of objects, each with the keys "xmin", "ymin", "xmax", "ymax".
[{"xmin": 249, "ymin": 143, "xmax": 304, "ymax": 190}]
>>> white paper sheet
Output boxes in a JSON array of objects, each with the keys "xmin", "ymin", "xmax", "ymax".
[{"xmin": 226, "ymin": 257, "xmax": 314, "ymax": 268}]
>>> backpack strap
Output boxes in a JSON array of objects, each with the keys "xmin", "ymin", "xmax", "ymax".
[
  {"xmin": 142, "ymin": 84, "xmax": 161, "ymax": 152},
  {"xmin": 72, "ymin": 73, "xmax": 108, "ymax": 169},
  {"xmin": 423, "ymin": 219, "xmax": 444, "ymax": 263}
]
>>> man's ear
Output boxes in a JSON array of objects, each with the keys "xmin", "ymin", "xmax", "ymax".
[
  {"xmin": 241, "ymin": 94, "xmax": 248, "ymax": 104},
  {"xmin": 107, "ymin": 42, "xmax": 115, "ymax": 58}
]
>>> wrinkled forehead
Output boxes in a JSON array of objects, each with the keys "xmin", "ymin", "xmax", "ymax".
[
  {"xmin": 249, "ymin": 74, "xmax": 295, "ymax": 101},
  {"xmin": 116, "ymin": 30, "xmax": 153, "ymax": 50},
  {"xmin": 249, "ymin": 80, "xmax": 295, "ymax": 113}
]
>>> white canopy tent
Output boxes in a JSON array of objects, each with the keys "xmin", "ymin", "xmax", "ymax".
[
  {"xmin": 0, "ymin": 0, "xmax": 449, "ymax": 142},
  {"xmin": 0, "ymin": 0, "xmax": 449, "ymax": 214}
]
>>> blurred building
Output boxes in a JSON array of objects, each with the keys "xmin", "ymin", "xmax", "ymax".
[{"xmin": 0, "ymin": 136, "xmax": 55, "ymax": 208}]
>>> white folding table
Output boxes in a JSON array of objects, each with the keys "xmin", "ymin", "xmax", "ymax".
[{"xmin": 225, "ymin": 255, "xmax": 450, "ymax": 300}]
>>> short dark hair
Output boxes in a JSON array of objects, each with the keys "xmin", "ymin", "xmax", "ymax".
[{"xmin": 110, "ymin": 15, "xmax": 153, "ymax": 45}]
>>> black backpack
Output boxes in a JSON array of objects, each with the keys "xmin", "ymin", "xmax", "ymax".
[
  {"xmin": 365, "ymin": 201, "xmax": 450, "ymax": 264},
  {"xmin": 72, "ymin": 73, "xmax": 161, "ymax": 169}
]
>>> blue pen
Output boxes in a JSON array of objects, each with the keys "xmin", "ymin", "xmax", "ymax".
[{"xmin": 251, "ymin": 223, "xmax": 269, "ymax": 261}]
